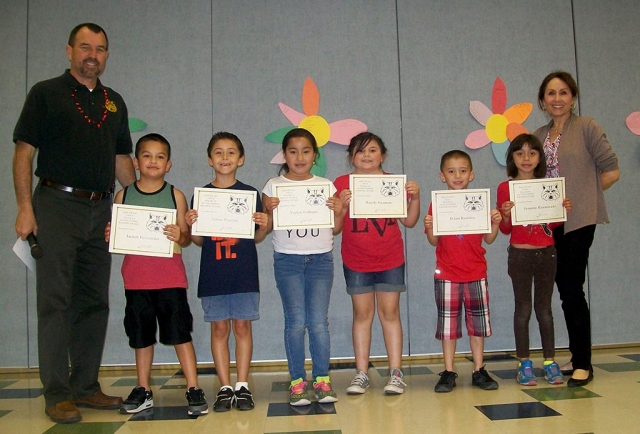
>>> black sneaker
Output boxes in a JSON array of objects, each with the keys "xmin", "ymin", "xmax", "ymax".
[
  {"xmin": 186, "ymin": 387, "xmax": 208, "ymax": 415},
  {"xmin": 120, "ymin": 386, "xmax": 153, "ymax": 414},
  {"xmin": 434, "ymin": 371, "xmax": 458, "ymax": 393},
  {"xmin": 472, "ymin": 366, "xmax": 499, "ymax": 390},
  {"xmin": 213, "ymin": 387, "xmax": 235, "ymax": 412},
  {"xmin": 234, "ymin": 386, "xmax": 255, "ymax": 411}
]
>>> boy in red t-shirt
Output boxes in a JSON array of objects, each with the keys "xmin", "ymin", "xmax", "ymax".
[{"xmin": 424, "ymin": 150, "xmax": 501, "ymax": 393}]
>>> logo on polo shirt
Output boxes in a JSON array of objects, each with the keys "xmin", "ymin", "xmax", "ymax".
[{"xmin": 105, "ymin": 100, "xmax": 117, "ymax": 113}]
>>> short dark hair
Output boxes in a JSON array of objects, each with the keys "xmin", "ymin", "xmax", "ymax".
[
  {"xmin": 68, "ymin": 23, "xmax": 109, "ymax": 51},
  {"xmin": 440, "ymin": 150, "xmax": 472, "ymax": 171},
  {"xmin": 346, "ymin": 132, "xmax": 387, "ymax": 168},
  {"xmin": 135, "ymin": 133, "xmax": 171, "ymax": 159},
  {"xmin": 279, "ymin": 128, "xmax": 318, "ymax": 175},
  {"xmin": 505, "ymin": 133, "xmax": 547, "ymax": 179},
  {"xmin": 537, "ymin": 71, "xmax": 579, "ymax": 110},
  {"xmin": 207, "ymin": 132, "xmax": 245, "ymax": 158}
]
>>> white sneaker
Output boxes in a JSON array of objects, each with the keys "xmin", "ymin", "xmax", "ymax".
[
  {"xmin": 383, "ymin": 368, "xmax": 406, "ymax": 395},
  {"xmin": 346, "ymin": 371, "xmax": 370, "ymax": 394}
]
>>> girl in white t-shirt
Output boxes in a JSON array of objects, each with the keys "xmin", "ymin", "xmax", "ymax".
[{"xmin": 262, "ymin": 128, "xmax": 344, "ymax": 407}]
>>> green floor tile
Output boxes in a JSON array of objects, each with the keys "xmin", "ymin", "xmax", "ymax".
[
  {"xmin": 44, "ymin": 421, "xmax": 124, "ymax": 434},
  {"xmin": 160, "ymin": 384, "xmax": 188, "ymax": 390},
  {"xmin": 266, "ymin": 431, "xmax": 341, "ymax": 434},
  {"xmin": 593, "ymin": 362, "xmax": 640, "ymax": 372},
  {"xmin": 0, "ymin": 381, "xmax": 17, "ymax": 390},
  {"xmin": 271, "ymin": 380, "xmax": 291, "ymax": 392},
  {"xmin": 620, "ymin": 353, "xmax": 640, "ymax": 362},
  {"xmin": 111, "ymin": 377, "xmax": 171, "ymax": 387},
  {"xmin": 376, "ymin": 365, "xmax": 433, "ymax": 377},
  {"xmin": 521, "ymin": 386, "xmax": 600, "ymax": 401},
  {"xmin": 0, "ymin": 410, "xmax": 11, "ymax": 418}
]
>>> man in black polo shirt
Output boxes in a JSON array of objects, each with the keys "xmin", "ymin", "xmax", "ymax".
[{"xmin": 12, "ymin": 23, "xmax": 136, "ymax": 424}]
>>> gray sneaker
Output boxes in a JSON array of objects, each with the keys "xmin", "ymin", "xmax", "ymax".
[
  {"xmin": 346, "ymin": 371, "xmax": 370, "ymax": 395},
  {"xmin": 120, "ymin": 386, "xmax": 153, "ymax": 414},
  {"xmin": 383, "ymin": 368, "xmax": 406, "ymax": 395}
]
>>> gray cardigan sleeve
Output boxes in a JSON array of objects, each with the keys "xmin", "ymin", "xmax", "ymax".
[{"xmin": 582, "ymin": 117, "xmax": 618, "ymax": 173}]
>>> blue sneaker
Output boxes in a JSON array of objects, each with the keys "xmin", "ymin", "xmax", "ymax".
[
  {"xmin": 544, "ymin": 361, "xmax": 565, "ymax": 384},
  {"xmin": 516, "ymin": 360, "xmax": 537, "ymax": 386}
]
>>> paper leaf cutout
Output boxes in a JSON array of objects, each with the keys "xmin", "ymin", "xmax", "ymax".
[
  {"xmin": 270, "ymin": 151, "xmax": 286, "ymax": 164},
  {"xmin": 328, "ymin": 119, "xmax": 368, "ymax": 145},
  {"xmin": 491, "ymin": 77, "xmax": 507, "ymax": 115},
  {"xmin": 469, "ymin": 101, "xmax": 492, "ymax": 126},
  {"xmin": 465, "ymin": 129, "xmax": 491, "ymax": 149},
  {"xmin": 492, "ymin": 141, "xmax": 510, "ymax": 166},
  {"xmin": 265, "ymin": 126, "xmax": 295, "ymax": 144},
  {"xmin": 302, "ymin": 77, "xmax": 320, "ymax": 116},
  {"xmin": 279, "ymin": 103, "xmax": 306, "ymax": 125},
  {"xmin": 626, "ymin": 112, "xmax": 640, "ymax": 135},
  {"xmin": 128, "ymin": 118, "xmax": 147, "ymax": 133},
  {"xmin": 506, "ymin": 123, "xmax": 528, "ymax": 141},
  {"xmin": 310, "ymin": 147, "xmax": 327, "ymax": 177}
]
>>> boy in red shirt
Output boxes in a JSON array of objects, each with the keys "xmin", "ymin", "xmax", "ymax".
[{"xmin": 424, "ymin": 150, "xmax": 501, "ymax": 393}]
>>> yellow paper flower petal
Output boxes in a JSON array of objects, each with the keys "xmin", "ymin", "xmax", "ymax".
[{"xmin": 298, "ymin": 115, "xmax": 331, "ymax": 147}]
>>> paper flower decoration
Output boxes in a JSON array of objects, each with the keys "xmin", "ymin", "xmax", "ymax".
[
  {"xmin": 465, "ymin": 77, "xmax": 532, "ymax": 166},
  {"xmin": 265, "ymin": 77, "xmax": 367, "ymax": 176},
  {"xmin": 626, "ymin": 112, "xmax": 640, "ymax": 135}
]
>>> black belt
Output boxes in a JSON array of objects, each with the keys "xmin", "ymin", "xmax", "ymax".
[{"xmin": 41, "ymin": 179, "xmax": 112, "ymax": 200}]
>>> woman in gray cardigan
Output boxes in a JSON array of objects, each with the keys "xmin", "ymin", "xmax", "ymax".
[{"xmin": 534, "ymin": 71, "xmax": 620, "ymax": 387}]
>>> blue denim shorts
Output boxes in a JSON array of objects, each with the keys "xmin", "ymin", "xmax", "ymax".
[
  {"xmin": 201, "ymin": 292, "xmax": 260, "ymax": 322},
  {"xmin": 343, "ymin": 263, "xmax": 406, "ymax": 295}
]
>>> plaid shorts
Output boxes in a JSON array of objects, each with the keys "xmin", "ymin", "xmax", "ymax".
[{"xmin": 434, "ymin": 278, "xmax": 492, "ymax": 340}]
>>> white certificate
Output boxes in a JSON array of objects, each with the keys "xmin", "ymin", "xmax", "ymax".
[
  {"xmin": 349, "ymin": 174, "xmax": 407, "ymax": 219},
  {"xmin": 191, "ymin": 188, "xmax": 256, "ymax": 239},
  {"xmin": 431, "ymin": 189, "xmax": 491, "ymax": 236},
  {"xmin": 272, "ymin": 182, "xmax": 334, "ymax": 230},
  {"xmin": 509, "ymin": 177, "xmax": 567, "ymax": 225},
  {"xmin": 109, "ymin": 204, "xmax": 176, "ymax": 257}
]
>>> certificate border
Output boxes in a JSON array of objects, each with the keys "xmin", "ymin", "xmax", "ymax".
[
  {"xmin": 272, "ymin": 182, "xmax": 335, "ymax": 230},
  {"xmin": 349, "ymin": 174, "xmax": 408, "ymax": 219},
  {"xmin": 109, "ymin": 203, "xmax": 176, "ymax": 257},
  {"xmin": 191, "ymin": 188, "xmax": 257, "ymax": 239},
  {"xmin": 509, "ymin": 177, "xmax": 567, "ymax": 225},
  {"xmin": 431, "ymin": 188, "xmax": 491, "ymax": 236}
]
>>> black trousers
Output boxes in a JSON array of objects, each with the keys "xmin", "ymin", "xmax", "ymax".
[
  {"xmin": 508, "ymin": 246, "xmax": 557, "ymax": 360},
  {"xmin": 33, "ymin": 184, "xmax": 112, "ymax": 406},
  {"xmin": 552, "ymin": 224, "xmax": 596, "ymax": 371}
]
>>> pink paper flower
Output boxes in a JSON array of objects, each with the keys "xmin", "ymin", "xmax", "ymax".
[
  {"xmin": 626, "ymin": 112, "xmax": 640, "ymax": 135},
  {"xmin": 465, "ymin": 77, "xmax": 532, "ymax": 166},
  {"xmin": 265, "ymin": 77, "xmax": 367, "ymax": 176}
]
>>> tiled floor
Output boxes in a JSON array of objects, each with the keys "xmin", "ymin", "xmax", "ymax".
[{"xmin": 1, "ymin": 346, "xmax": 639, "ymax": 433}]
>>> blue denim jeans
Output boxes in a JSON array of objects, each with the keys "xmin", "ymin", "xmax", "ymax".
[{"xmin": 274, "ymin": 251, "xmax": 333, "ymax": 381}]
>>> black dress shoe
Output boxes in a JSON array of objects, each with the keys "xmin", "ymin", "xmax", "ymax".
[{"xmin": 567, "ymin": 369, "xmax": 593, "ymax": 387}]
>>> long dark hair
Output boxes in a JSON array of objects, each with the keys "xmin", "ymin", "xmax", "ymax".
[
  {"xmin": 278, "ymin": 128, "xmax": 318, "ymax": 175},
  {"xmin": 347, "ymin": 132, "xmax": 387, "ymax": 169},
  {"xmin": 505, "ymin": 133, "xmax": 546, "ymax": 178}
]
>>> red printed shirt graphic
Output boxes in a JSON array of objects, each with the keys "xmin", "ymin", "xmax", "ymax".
[{"xmin": 195, "ymin": 181, "xmax": 261, "ymax": 297}]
